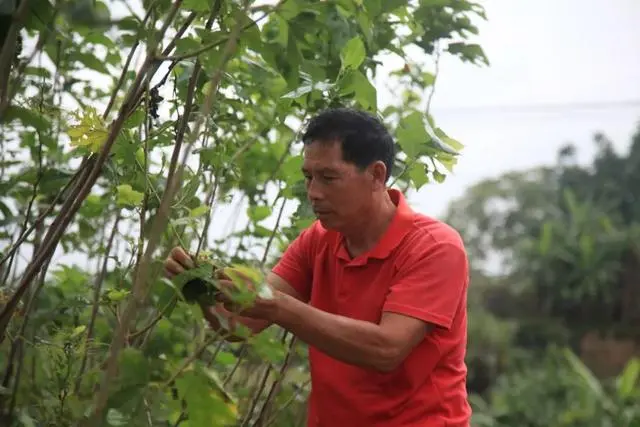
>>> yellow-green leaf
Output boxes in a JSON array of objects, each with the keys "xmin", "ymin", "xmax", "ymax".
[
  {"xmin": 189, "ymin": 205, "xmax": 210, "ymax": 218},
  {"xmin": 116, "ymin": 184, "xmax": 144, "ymax": 207}
]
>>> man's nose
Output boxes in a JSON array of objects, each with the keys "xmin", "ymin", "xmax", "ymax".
[{"xmin": 306, "ymin": 178, "xmax": 324, "ymax": 202}]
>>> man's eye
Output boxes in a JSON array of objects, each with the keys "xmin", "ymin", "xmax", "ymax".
[{"xmin": 323, "ymin": 176, "xmax": 336, "ymax": 182}]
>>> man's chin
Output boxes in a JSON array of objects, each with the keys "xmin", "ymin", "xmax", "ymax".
[{"xmin": 316, "ymin": 214, "xmax": 338, "ymax": 230}]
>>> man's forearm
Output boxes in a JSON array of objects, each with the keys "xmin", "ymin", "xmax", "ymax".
[{"xmin": 270, "ymin": 292, "xmax": 398, "ymax": 372}]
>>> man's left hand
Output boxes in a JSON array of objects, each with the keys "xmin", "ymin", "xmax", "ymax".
[{"xmin": 214, "ymin": 268, "xmax": 279, "ymax": 321}]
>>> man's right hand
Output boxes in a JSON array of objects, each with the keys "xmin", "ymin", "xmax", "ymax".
[
  {"xmin": 162, "ymin": 246, "xmax": 270, "ymax": 341},
  {"xmin": 163, "ymin": 246, "xmax": 195, "ymax": 279}
]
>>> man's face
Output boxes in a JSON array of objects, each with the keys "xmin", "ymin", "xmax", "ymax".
[{"xmin": 301, "ymin": 140, "xmax": 385, "ymax": 231}]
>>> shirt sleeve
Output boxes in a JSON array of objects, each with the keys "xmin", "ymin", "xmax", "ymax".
[
  {"xmin": 382, "ymin": 241, "xmax": 468, "ymax": 330},
  {"xmin": 271, "ymin": 224, "xmax": 316, "ymax": 302}
]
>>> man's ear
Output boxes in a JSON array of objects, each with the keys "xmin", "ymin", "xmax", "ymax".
[{"xmin": 369, "ymin": 161, "xmax": 388, "ymax": 190}]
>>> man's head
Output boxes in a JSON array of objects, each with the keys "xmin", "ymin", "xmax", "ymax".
[{"xmin": 300, "ymin": 107, "xmax": 396, "ymax": 231}]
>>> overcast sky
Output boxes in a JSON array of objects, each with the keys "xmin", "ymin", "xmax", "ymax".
[{"xmin": 402, "ymin": 0, "xmax": 640, "ymax": 217}]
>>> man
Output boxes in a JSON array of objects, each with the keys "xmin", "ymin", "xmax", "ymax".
[{"xmin": 164, "ymin": 108, "xmax": 471, "ymax": 426}]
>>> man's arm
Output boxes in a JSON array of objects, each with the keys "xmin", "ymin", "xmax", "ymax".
[
  {"xmin": 266, "ymin": 241, "xmax": 468, "ymax": 373},
  {"xmin": 270, "ymin": 293, "xmax": 431, "ymax": 372}
]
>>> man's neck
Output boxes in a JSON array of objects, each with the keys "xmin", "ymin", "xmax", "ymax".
[{"xmin": 343, "ymin": 191, "xmax": 397, "ymax": 258}]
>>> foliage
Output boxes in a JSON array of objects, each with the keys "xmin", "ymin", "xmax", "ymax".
[
  {"xmin": 471, "ymin": 348, "xmax": 640, "ymax": 427},
  {"xmin": 0, "ymin": 0, "xmax": 488, "ymax": 425}
]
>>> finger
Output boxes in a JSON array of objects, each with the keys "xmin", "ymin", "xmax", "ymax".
[
  {"xmin": 217, "ymin": 279, "xmax": 238, "ymax": 294},
  {"xmin": 217, "ymin": 268, "xmax": 255, "ymax": 290},
  {"xmin": 164, "ymin": 258, "xmax": 185, "ymax": 278},
  {"xmin": 171, "ymin": 247, "xmax": 195, "ymax": 269},
  {"xmin": 214, "ymin": 269, "xmax": 233, "ymax": 281}
]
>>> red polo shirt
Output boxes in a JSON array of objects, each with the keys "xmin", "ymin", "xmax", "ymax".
[{"xmin": 272, "ymin": 189, "xmax": 470, "ymax": 427}]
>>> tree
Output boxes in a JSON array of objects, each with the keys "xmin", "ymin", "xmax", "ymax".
[
  {"xmin": 446, "ymin": 124, "xmax": 640, "ymax": 362},
  {"xmin": 0, "ymin": 0, "xmax": 488, "ymax": 425}
]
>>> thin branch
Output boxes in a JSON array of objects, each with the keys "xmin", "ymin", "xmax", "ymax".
[
  {"xmin": 263, "ymin": 379, "xmax": 311, "ymax": 427},
  {"xmin": 74, "ymin": 213, "xmax": 121, "ymax": 393},
  {"xmin": 0, "ymin": 162, "xmax": 84, "ymax": 269},
  {"xmin": 253, "ymin": 336, "xmax": 297, "ymax": 426},
  {"xmin": 162, "ymin": 332, "xmax": 220, "ymax": 388}
]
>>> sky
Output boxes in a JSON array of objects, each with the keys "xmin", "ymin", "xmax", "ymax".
[{"xmin": 401, "ymin": 0, "xmax": 640, "ymax": 217}]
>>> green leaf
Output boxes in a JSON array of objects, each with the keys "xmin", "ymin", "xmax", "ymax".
[
  {"xmin": 73, "ymin": 52, "xmax": 110, "ymax": 74},
  {"xmin": 189, "ymin": 205, "xmax": 210, "ymax": 218},
  {"xmin": 2, "ymin": 106, "xmax": 50, "ymax": 132},
  {"xmin": 117, "ymin": 348, "xmax": 150, "ymax": 389},
  {"xmin": 266, "ymin": 14, "xmax": 289, "ymax": 48},
  {"xmin": 281, "ymin": 84, "xmax": 313, "ymax": 99},
  {"xmin": 340, "ymin": 36, "xmax": 366, "ymax": 71},
  {"xmin": 396, "ymin": 112, "xmax": 429, "ymax": 158},
  {"xmin": 106, "ymin": 409, "xmax": 128, "ymax": 426},
  {"xmin": 447, "ymin": 42, "xmax": 489, "ymax": 66},
  {"xmin": 340, "ymin": 70, "xmax": 377, "ymax": 111},
  {"xmin": 17, "ymin": 410, "xmax": 37, "ymax": 427},
  {"xmin": 116, "ymin": 184, "xmax": 144, "ymax": 207},
  {"xmin": 124, "ymin": 109, "xmax": 145, "ymax": 129},
  {"xmin": 563, "ymin": 348, "xmax": 615, "ymax": 411},
  {"xmin": 175, "ymin": 370, "xmax": 238, "ymax": 426},
  {"xmin": 183, "ymin": 0, "xmax": 211, "ymax": 12},
  {"xmin": 248, "ymin": 205, "xmax": 271, "ymax": 222},
  {"xmin": 278, "ymin": 0, "xmax": 301, "ymax": 20},
  {"xmin": 616, "ymin": 358, "xmax": 640, "ymax": 399},
  {"xmin": 215, "ymin": 351, "xmax": 237, "ymax": 366},
  {"xmin": 408, "ymin": 163, "xmax": 428, "ymax": 189},
  {"xmin": 67, "ymin": 108, "xmax": 109, "ymax": 153}
]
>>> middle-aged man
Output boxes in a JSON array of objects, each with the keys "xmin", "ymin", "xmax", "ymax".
[{"xmin": 164, "ymin": 107, "xmax": 471, "ymax": 426}]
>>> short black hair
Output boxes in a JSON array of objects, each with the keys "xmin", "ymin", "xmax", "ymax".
[{"xmin": 301, "ymin": 107, "xmax": 396, "ymax": 181}]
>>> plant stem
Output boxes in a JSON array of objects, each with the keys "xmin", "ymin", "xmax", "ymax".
[
  {"xmin": 74, "ymin": 213, "xmax": 121, "ymax": 393},
  {"xmin": 253, "ymin": 336, "xmax": 297, "ymax": 426}
]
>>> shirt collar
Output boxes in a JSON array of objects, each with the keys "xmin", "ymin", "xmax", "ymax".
[{"xmin": 333, "ymin": 188, "xmax": 415, "ymax": 265}]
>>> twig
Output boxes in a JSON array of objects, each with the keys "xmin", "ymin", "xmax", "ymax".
[
  {"xmin": 262, "ymin": 379, "xmax": 310, "ymax": 427},
  {"xmin": 163, "ymin": 332, "xmax": 220, "ymax": 388},
  {"xmin": 253, "ymin": 336, "xmax": 297, "ymax": 426},
  {"xmin": 102, "ymin": 1, "xmax": 161, "ymax": 119},
  {"xmin": 74, "ymin": 213, "xmax": 121, "ymax": 392},
  {"xmin": 0, "ymin": 162, "xmax": 84, "ymax": 269},
  {"xmin": 6, "ymin": 255, "xmax": 52, "ymax": 418}
]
